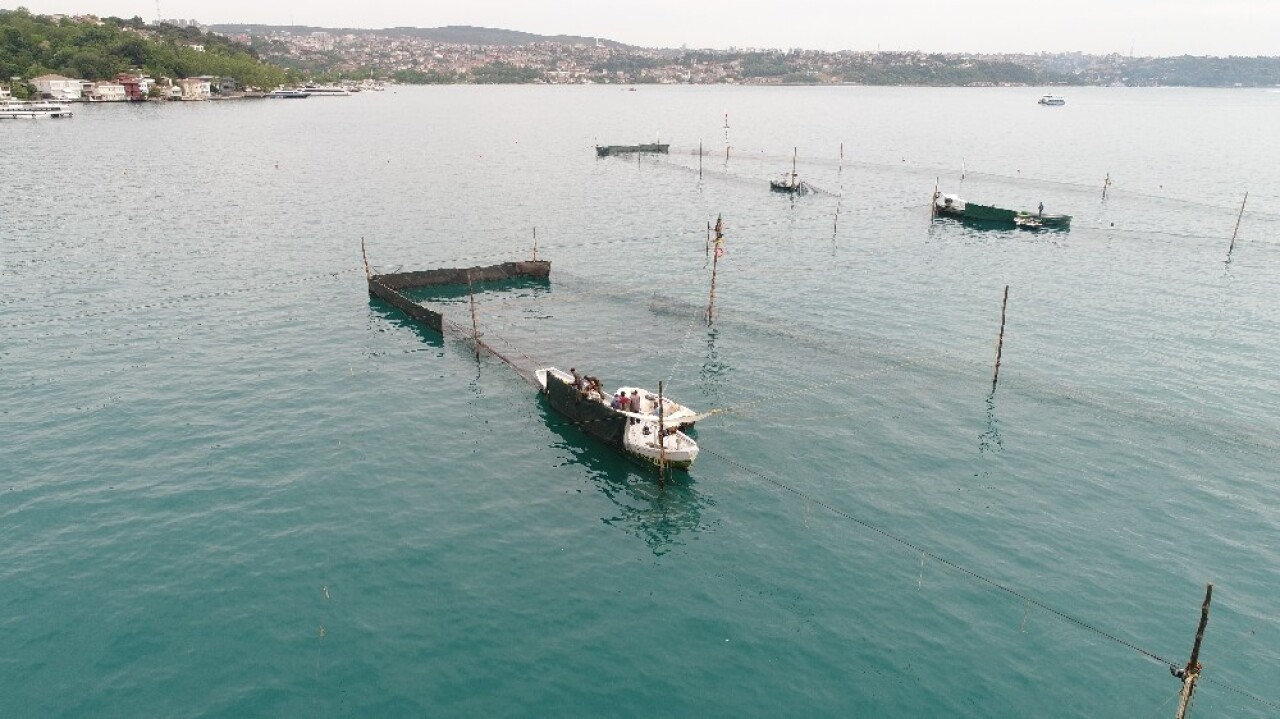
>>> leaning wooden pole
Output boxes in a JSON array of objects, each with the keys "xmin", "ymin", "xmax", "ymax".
[
  {"xmin": 1174, "ymin": 583, "xmax": 1214, "ymax": 719},
  {"xmin": 1226, "ymin": 192, "xmax": 1248, "ymax": 261},
  {"xmin": 361, "ymin": 236, "xmax": 371, "ymax": 279},
  {"xmin": 706, "ymin": 214, "xmax": 723, "ymax": 324},
  {"xmin": 1102, "ymin": 172, "xmax": 1111, "ymax": 200},
  {"xmin": 991, "ymin": 285, "xmax": 1010, "ymax": 393},
  {"xmin": 931, "ymin": 178, "xmax": 940, "ymax": 219},
  {"xmin": 467, "ymin": 272, "xmax": 481, "ymax": 360}
]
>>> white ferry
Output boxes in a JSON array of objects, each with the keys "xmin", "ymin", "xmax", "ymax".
[
  {"xmin": 1038, "ymin": 94, "xmax": 1066, "ymax": 106},
  {"xmin": 265, "ymin": 88, "xmax": 311, "ymax": 99},
  {"xmin": 0, "ymin": 100, "xmax": 75, "ymax": 119},
  {"xmin": 300, "ymin": 85, "xmax": 351, "ymax": 97}
]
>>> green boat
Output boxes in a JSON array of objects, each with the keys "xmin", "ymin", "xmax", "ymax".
[
  {"xmin": 595, "ymin": 143, "xmax": 670, "ymax": 157},
  {"xmin": 935, "ymin": 194, "xmax": 1071, "ymax": 231}
]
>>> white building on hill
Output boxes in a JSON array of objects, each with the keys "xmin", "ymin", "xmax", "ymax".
[{"xmin": 30, "ymin": 74, "xmax": 84, "ymax": 101}]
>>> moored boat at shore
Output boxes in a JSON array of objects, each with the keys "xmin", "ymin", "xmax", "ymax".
[
  {"xmin": 301, "ymin": 85, "xmax": 351, "ymax": 97},
  {"xmin": 265, "ymin": 88, "xmax": 311, "ymax": 99},
  {"xmin": 0, "ymin": 100, "xmax": 74, "ymax": 119},
  {"xmin": 536, "ymin": 367, "xmax": 701, "ymax": 469}
]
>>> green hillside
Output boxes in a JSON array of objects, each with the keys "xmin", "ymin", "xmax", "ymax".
[{"xmin": 0, "ymin": 9, "xmax": 289, "ymax": 94}]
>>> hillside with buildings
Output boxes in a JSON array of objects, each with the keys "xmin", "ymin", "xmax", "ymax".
[
  {"xmin": 215, "ymin": 23, "xmax": 1280, "ymax": 87},
  {"xmin": 0, "ymin": 9, "xmax": 288, "ymax": 100}
]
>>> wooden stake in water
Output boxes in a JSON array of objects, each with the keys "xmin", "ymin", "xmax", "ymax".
[
  {"xmin": 360, "ymin": 236, "xmax": 371, "ymax": 279},
  {"xmin": 699, "ymin": 139, "xmax": 703, "ymax": 178},
  {"xmin": 532, "ymin": 227, "xmax": 538, "ymax": 261},
  {"xmin": 706, "ymin": 214, "xmax": 724, "ymax": 324},
  {"xmin": 1174, "ymin": 584, "xmax": 1214, "ymax": 719},
  {"xmin": 931, "ymin": 177, "xmax": 940, "ymax": 219},
  {"xmin": 991, "ymin": 285, "xmax": 1009, "ymax": 393},
  {"xmin": 657, "ymin": 380, "xmax": 667, "ymax": 487},
  {"xmin": 723, "ymin": 110, "xmax": 730, "ymax": 162},
  {"xmin": 1102, "ymin": 172, "xmax": 1112, "ymax": 200},
  {"xmin": 1227, "ymin": 192, "xmax": 1248, "ymax": 261},
  {"xmin": 468, "ymin": 272, "xmax": 481, "ymax": 360},
  {"xmin": 839, "ymin": 142, "xmax": 844, "ymax": 170}
]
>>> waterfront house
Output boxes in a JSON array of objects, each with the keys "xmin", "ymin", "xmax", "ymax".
[
  {"xmin": 219, "ymin": 77, "xmax": 238, "ymax": 93},
  {"xmin": 0, "ymin": 84, "xmax": 10, "ymax": 99},
  {"xmin": 30, "ymin": 74, "xmax": 85, "ymax": 101},
  {"xmin": 91, "ymin": 83, "xmax": 128, "ymax": 102},
  {"xmin": 178, "ymin": 77, "xmax": 212, "ymax": 100},
  {"xmin": 116, "ymin": 74, "xmax": 154, "ymax": 101}
]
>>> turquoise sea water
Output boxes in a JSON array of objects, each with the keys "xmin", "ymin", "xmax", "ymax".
[{"xmin": 3, "ymin": 86, "xmax": 1280, "ymax": 717}]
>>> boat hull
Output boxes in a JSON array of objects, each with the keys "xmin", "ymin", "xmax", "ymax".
[
  {"xmin": 596, "ymin": 143, "xmax": 670, "ymax": 157},
  {"xmin": 537, "ymin": 369, "xmax": 698, "ymax": 469},
  {"xmin": 935, "ymin": 198, "xmax": 1071, "ymax": 231}
]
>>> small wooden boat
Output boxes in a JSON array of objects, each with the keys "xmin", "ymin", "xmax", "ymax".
[
  {"xmin": 536, "ymin": 368, "xmax": 700, "ymax": 470},
  {"xmin": 770, "ymin": 147, "xmax": 809, "ymax": 195}
]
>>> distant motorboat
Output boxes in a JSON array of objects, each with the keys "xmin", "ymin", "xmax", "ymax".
[
  {"xmin": 0, "ymin": 100, "xmax": 74, "ymax": 119},
  {"xmin": 1038, "ymin": 94, "xmax": 1066, "ymax": 106}
]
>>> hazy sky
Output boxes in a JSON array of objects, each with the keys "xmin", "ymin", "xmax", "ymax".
[{"xmin": 13, "ymin": 0, "xmax": 1280, "ymax": 55}]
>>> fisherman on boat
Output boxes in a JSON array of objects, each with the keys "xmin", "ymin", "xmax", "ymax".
[{"xmin": 571, "ymin": 367, "xmax": 583, "ymax": 390}]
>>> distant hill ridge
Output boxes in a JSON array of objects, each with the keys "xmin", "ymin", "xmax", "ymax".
[{"xmin": 210, "ymin": 23, "xmax": 626, "ymax": 48}]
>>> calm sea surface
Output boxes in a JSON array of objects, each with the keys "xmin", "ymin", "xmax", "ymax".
[{"xmin": 3, "ymin": 86, "xmax": 1280, "ymax": 717}]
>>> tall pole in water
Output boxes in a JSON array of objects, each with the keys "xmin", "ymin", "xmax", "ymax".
[
  {"xmin": 699, "ymin": 139, "xmax": 703, "ymax": 179},
  {"xmin": 705, "ymin": 220, "xmax": 711, "ymax": 265},
  {"xmin": 723, "ymin": 110, "xmax": 730, "ymax": 162},
  {"xmin": 532, "ymin": 227, "xmax": 538, "ymax": 261},
  {"xmin": 991, "ymin": 285, "xmax": 1010, "ymax": 393},
  {"xmin": 791, "ymin": 146, "xmax": 798, "ymax": 185},
  {"xmin": 1174, "ymin": 584, "xmax": 1214, "ymax": 719},
  {"xmin": 360, "ymin": 236, "xmax": 371, "ymax": 279},
  {"xmin": 1102, "ymin": 172, "xmax": 1111, "ymax": 200},
  {"xmin": 1227, "ymin": 192, "xmax": 1248, "ymax": 262},
  {"xmin": 657, "ymin": 380, "xmax": 667, "ymax": 486},
  {"xmin": 706, "ymin": 214, "xmax": 724, "ymax": 324},
  {"xmin": 468, "ymin": 272, "xmax": 481, "ymax": 360}
]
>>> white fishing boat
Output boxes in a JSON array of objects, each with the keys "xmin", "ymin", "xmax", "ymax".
[
  {"xmin": 1038, "ymin": 94, "xmax": 1066, "ymax": 106},
  {"xmin": 0, "ymin": 100, "xmax": 74, "ymax": 119},
  {"xmin": 535, "ymin": 367, "xmax": 701, "ymax": 470}
]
